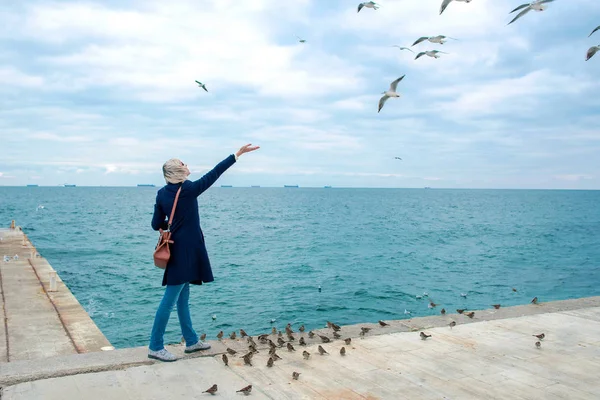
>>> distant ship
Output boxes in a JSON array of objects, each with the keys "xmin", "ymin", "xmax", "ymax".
[
  {"xmin": 251, "ymin": 185, "xmax": 260, "ymax": 188},
  {"xmin": 284, "ymin": 185, "xmax": 299, "ymax": 188},
  {"xmin": 137, "ymin": 184, "xmax": 156, "ymax": 187},
  {"xmin": 221, "ymin": 185, "xmax": 233, "ymax": 188},
  {"xmin": 26, "ymin": 184, "xmax": 39, "ymax": 187},
  {"xmin": 324, "ymin": 185, "xmax": 332, "ymax": 188},
  {"xmin": 424, "ymin": 187, "xmax": 431, "ymax": 189},
  {"xmin": 64, "ymin": 184, "xmax": 76, "ymax": 187}
]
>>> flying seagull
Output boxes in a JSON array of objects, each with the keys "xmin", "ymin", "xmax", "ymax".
[
  {"xmin": 392, "ymin": 45, "xmax": 414, "ymax": 53},
  {"xmin": 378, "ymin": 75, "xmax": 405, "ymax": 113},
  {"xmin": 195, "ymin": 80, "xmax": 208, "ymax": 92},
  {"xmin": 415, "ymin": 50, "xmax": 448, "ymax": 60},
  {"xmin": 358, "ymin": 1, "xmax": 379, "ymax": 13},
  {"xmin": 412, "ymin": 35, "xmax": 458, "ymax": 46},
  {"xmin": 440, "ymin": 0, "xmax": 472, "ymax": 16},
  {"xmin": 508, "ymin": 0, "xmax": 555, "ymax": 25},
  {"xmin": 589, "ymin": 26, "xmax": 600, "ymax": 37},
  {"xmin": 394, "ymin": 157, "xmax": 402, "ymax": 160},
  {"xmin": 586, "ymin": 45, "xmax": 599, "ymax": 61},
  {"xmin": 296, "ymin": 35, "xmax": 306, "ymax": 43}
]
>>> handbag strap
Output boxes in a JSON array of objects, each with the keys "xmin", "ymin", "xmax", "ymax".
[{"xmin": 167, "ymin": 186, "xmax": 182, "ymax": 231}]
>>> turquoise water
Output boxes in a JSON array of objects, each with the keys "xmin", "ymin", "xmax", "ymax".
[{"xmin": 1, "ymin": 187, "xmax": 599, "ymax": 349}]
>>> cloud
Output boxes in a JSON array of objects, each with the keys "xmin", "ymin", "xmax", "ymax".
[{"xmin": 1, "ymin": 0, "xmax": 599, "ymax": 188}]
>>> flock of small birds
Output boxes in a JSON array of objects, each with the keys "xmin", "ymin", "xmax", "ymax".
[
  {"xmin": 193, "ymin": 0, "xmax": 597, "ymax": 118},
  {"xmin": 192, "ymin": 290, "xmax": 547, "ymax": 395}
]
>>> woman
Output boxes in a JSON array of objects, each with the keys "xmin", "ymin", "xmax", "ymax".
[{"xmin": 148, "ymin": 143, "xmax": 260, "ymax": 362}]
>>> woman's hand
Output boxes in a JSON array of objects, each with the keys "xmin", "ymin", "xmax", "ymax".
[{"xmin": 236, "ymin": 143, "xmax": 260, "ymax": 158}]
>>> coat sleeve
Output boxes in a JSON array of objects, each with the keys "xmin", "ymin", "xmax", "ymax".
[
  {"xmin": 189, "ymin": 154, "xmax": 236, "ymax": 197},
  {"xmin": 151, "ymin": 192, "xmax": 168, "ymax": 231}
]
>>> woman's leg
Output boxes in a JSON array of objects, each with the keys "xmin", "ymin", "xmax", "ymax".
[
  {"xmin": 149, "ymin": 283, "xmax": 185, "ymax": 351},
  {"xmin": 176, "ymin": 282, "xmax": 199, "ymax": 345}
]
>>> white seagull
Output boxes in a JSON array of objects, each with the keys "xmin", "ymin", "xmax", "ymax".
[
  {"xmin": 358, "ymin": 1, "xmax": 379, "ymax": 13},
  {"xmin": 195, "ymin": 80, "xmax": 208, "ymax": 92},
  {"xmin": 586, "ymin": 45, "xmax": 599, "ymax": 61},
  {"xmin": 508, "ymin": 0, "xmax": 556, "ymax": 25},
  {"xmin": 378, "ymin": 75, "xmax": 405, "ymax": 113},
  {"xmin": 392, "ymin": 45, "xmax": 414, "ymax": 53},
  {"xmin": 415, "ymin": 50, "xmax": 448, "ymax": 60},
  {"xmin": 589, "ymin": 25, "xmax": 600, "ymax": 37},
  {"xmin": 412, "ymin": 35, "xmax": 458, "ymax": 46},
  {"xmin": 440, "ymin": 0, "xmax": 472, "ymax": 15}
]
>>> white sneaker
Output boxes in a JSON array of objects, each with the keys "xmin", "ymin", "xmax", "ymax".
[
  {"xmin": 148, "ymin": 348, "xmax": 177, "ymax": 362},
  {"xmin": 184, "ymin": 341, "xmax": 211, "ymax": 353}
]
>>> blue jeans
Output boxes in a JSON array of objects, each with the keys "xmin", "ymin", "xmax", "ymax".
[{"xmin": 149, "ymin": 283, "xmax": 199, "ymax": 351}]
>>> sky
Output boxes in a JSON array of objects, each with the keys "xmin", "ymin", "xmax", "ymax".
[{"xmin": 0, "ymin": 0, "xmax": 599, "ymax": 189}]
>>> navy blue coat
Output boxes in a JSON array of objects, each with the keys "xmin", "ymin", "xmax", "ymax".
[{"xmin": 151, "ymin": 154, "xmax": 236, "ymax": 286}]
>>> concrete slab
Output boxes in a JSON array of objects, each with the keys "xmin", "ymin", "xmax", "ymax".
[{"xmin": 2, "ymin": 300, "xmax": 600, "ymax": 399}]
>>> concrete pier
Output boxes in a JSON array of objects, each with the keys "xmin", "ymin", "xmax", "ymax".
[
  {"xmin": 0, "ymin": 225, "xmax": 112, "ymax": 363},
  {"xmin": 1, "ymin": 224, "xmax": 598, "ymax": 399}
]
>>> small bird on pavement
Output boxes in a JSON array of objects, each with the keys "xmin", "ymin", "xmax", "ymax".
[
  {"xmin": 340, "ymin": 347, "xmax": 346, "ymax": 356},
  {"xmin": 200, "ymin": 333, "xmax": 206, "ymax": 341},
  {"xmin": 457, "ymin": 309, "xmax": 466, "ymax": 314},
  {"xmin": 222, "ymin": 354, "xmax": 228, "ymax": 366},
  {"xmin": 217, "ymin": 331, "xmax": 223, "ymax": 340},
  {"xmin": 378, "ymin": 320, "xmax": 389, "ymax": 327},
  {"xmin": 318, "ymin": 345, "xmax": 328, "ymax": 355},
  {"xmin": 535, "ymin": 341, "xmax": 541, "ymax": 349},
  {"xmin": 240, "ymin": 329, "xmax": 248, "ymax": 337},
  {"xmin": 441, "ymin": 308, "xmax": 446, "ymax": 315},
  {"xmin": 287, "ymin": 343, "xmax": 296, "ymax": 352},
  {"xmin": 533, "ymin": 333, "xmax": 545, "ymax": 340},
  {"xmin": 449, "ymin": 321, "xmax": 456, "ymax": 329},
  {"xmin": 236, "ymin": 385, "xmax": 252, "ymax": 395},
  {"xmin": 230, "ymin": 332, "xmax": 237, "ymax": 340},
  {"xmin": 420, "ymin": 332, "xmax": 432, "ymax": 340},
  {"xmin": 203, "ymin": 384, "xmax": 218, "ymax": 395},
  {"xmin": 492, "ymin": 304, "xmax": 501, "ymax": 309},
  {"xmin": 303, "ymin": 350, "xmax": 311, "ymax": 359},
  {"xmin": 299, "ymin": 337, "xmax": 307, "ymax": 346},
  {"xmin": 465, "ymin": 312, "xmax": 475, "ymax": 319},
  {"xmin": 344, "ymin": 338, "xmax": 352, "ymax": 345},
  {"xmin": 319, "ymin": 335, "xmax": 331, "ymax": 343},
  {"xmin": 267, "ymin": 357, "xmax": 274, "ymax": 367},
  {"xmin": 292, "ymin": 371, "xmax": 301, "ymax": 380},
  {"xmin": 227, "ymin": 348, "xmax": 237, "ymax": 355},
  {"xmin": 531, "ymin": 297, "xmax": 539, "ymax": 304},
  {"xmin": 308, "ymin": 331, "xmax": 315, "ymax": 338}
]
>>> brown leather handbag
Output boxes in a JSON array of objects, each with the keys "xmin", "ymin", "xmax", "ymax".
[{"xmin": 153, "ymin": 186, "xmax": 182, "ymax": 269}]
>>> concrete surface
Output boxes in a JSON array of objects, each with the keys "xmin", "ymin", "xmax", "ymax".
[
  {"xmin": 2, "ymin": 299, "xmax": 600, "ymax": 399},
  {"xmin": 0, "ymin": 227, "xmax": 112, "ymax": 363}
]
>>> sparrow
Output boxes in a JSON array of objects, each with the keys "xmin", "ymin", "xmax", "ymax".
[
  {"xmin": 299, "ymin": 325, "xmax": 305, "ymax": 332},
  {"xmin": 268, "ymin": 339, "xmax": 276, "ymax": 349},
  {"xmin": 535, "ymin": 341, "xmax": 541, "ymax": 349},
  {"xmin": 531, "ymin": 297, "xmax": 538, "ymax": 304},
  {"xmin": 236, "ymin": 385, "xmax": 252, "ymax": 395},
  {"xmin": 230, "ymin": 332, "xmax": 237, "ymax": 340},
  {"xmin": 180, "ymin": 336, "xmax": 185, "ymax": 345},
  {"xmin": 333, "ymin": 331, "xmax": 341, "ymax": 339},
  {"xmin": 240, "ymin": 329, "xmax": 248, "ymax": 338},
  {"xmin": 302, "ymin": 350, "xmax": 311, "ymax": 359},
  {"xmin": 267, "ymin": 357, "xmax": 274, "ymax": 367},
  {"xmin": 272, "ymin": 327, "xmax": 277, "ymax": 335},
  {"xmin": 247, "ymin": 337, "xmax": 257, "ymax": 347},
  {"xmin": 292, "ymin": 371, "xmax": 301, "ymax": 380},
  {"xmin": 465, "ymin": 312, "xmax": 475, "ymax": 319},
  {"xmin": 318, "ymin": 345, "xmax": 328, "ymax": 355},
  {"xmin": 420, "ymin": 332, "xmax": 432, "ymax": 340},
  {"xmin": 331, "ymin": 323, "xmax": 341, "ymax": 332},
  {"xmin": 203, "ymin": 384, "xmax": 218, "ymax": 395},
  {"xmin": 258, "ymin": 334, "xmax": 269, "ymax": 343},
  {"xmin": 299, "ymin": 337, "xmax": 307, "ymax": 346},
  {"xmin": 340, "ymin": 347, "xmax": 346, "ymax": 356},
  {"xmin": 217, "ymin": 331, "xmax": 224, "ymax": 340},
  {"xmin": 449, "ymin": 321, "xmax": 456, "ymax": 329},
  {"xmin": 200, "ymin": 333, "xmax": 207, "ymax": 341},
  {"xmin": 456, "ymin": 309, "xmax": 466, "ymax": 314},
  {"xmin": 492, "ymin": 304, "xmax": 501, "ymax": 309},
  {"xmin": 441, "ymin": 308, "xmax": 446, "ymax": 315},
  {"xmin": 222, "ymin": 354, "xmax": 229, "ymax": 366},
  {"xmin": 287, "ymin": 342, "xmax": 296, "ymax": 352},
  {"xmin": 319, "ymin": 335, "xmax": 331, "ymax": 343},
  {"xmin": 285, "ymin": 326, "xmax": 293, "ymax": 335},
  {"xmin": 308, "ymin": 331, "xmax": 315, "ymax": 338},
  {"xmin": 243, "ymin": 353, "xmax": 253, "ymax": 366},
  {"xmin": 226, "ymin": 347, "xmax": 237, "ymax": 355},
  {"xmin": 344, "ymin": 338, "xmax": 352, "ymax": 345},
  {"xmin": 249, "ymin": 344, "xmax": 259, "ymax": 354},
  {"xmin": 287, "ymin": 333, "xmax": 295, "ymax": 341},
  {"xmin": 378, "ymin": 320, "xmax": 389, "ymax": 327},
  {"xmin": 277, "ymin": 337, "xmax": 286, "ymax": 347},
  {"xmin": 533, "ymin": 333, "xmax": 545, "ymax": 340},
  {"xmin": 271, "ymin": 352, "xmax": 282, "ymax": 361},
  {"xmin": 278, "ymin": 331, "xmax": 283, "ymax": 337}
]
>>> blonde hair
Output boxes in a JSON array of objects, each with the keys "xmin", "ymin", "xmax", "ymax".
[{"xmin": 162, "ymin": 158, "xmax": 188, "ymax": 184}]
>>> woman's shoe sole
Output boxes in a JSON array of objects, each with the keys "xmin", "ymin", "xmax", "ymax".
[{"xmin": 148, "ymin": 354, "xmax": 177, "ymax": 362}]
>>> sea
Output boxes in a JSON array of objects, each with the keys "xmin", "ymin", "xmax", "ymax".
[{"xmin": 1, "ymin": 187, "xmax": 599, "ymax": 349}]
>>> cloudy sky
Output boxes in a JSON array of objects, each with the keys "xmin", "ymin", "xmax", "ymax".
[{"xmin": 1, "ymin": 0, "xmax": 599, "ymax": 188}]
